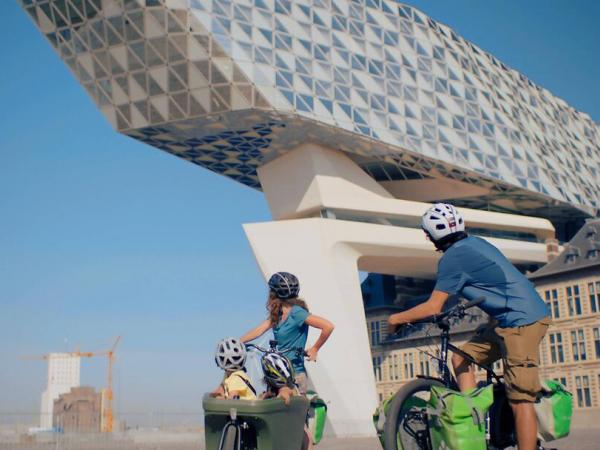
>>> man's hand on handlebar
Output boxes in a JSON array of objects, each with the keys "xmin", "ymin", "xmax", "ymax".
[
  {"xmin": 387, "ymin": 290, "xmax": 450, "ymax": 335},
  {"xmin": 387, "ymin": 315, "xmax": 407, "ymax": 335},
  {"xmin": 387, "ymin": 296, "xmax": 486, "ymax": 338}
]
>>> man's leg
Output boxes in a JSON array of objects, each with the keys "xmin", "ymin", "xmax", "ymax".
[
  {"xmin": 496, "ymin": 318, "xmax": 550, "ymax": 450},
  {"xmin": 451, "ymin": 352, "xmax": 477, "ymax": 392},
  {"xmin": 452, "ymin": 324, "xmax": 501, "ymax": 392},
  {"xmin": 510, "ymin": 400, "xmax": 538, "ymax": 450}
]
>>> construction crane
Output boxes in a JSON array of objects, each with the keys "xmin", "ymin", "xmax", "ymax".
[
  {"xmin": 98, "ymin": 336, "xmax": 121, "ymax": 433},
  {"xmin": 21, "ymin": 349, "xmax": 93, "ymax": 360},
  {"xmin": 22, "ymin": 336, "xmax": 122, "ymax": 433}
]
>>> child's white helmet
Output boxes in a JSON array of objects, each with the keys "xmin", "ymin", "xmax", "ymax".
[
  {"xmin": 215, "ymin": 337, "xmax": 247, "ymax": 371},
  {"xmin": 422, "ymin": 203, "xmax": 465, "ymax": 241},
  {"xmin": 261, "ymin": 353, "xmax": 295, "ymax": 389}
]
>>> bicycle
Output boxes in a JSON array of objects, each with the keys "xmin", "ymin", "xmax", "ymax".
[
  {"xmin": 211, "ymin": 340, "xmax": 310, "ymax": 450},
  {"xmin": 382, "ymin": 297, "xmax": 553, "ymax": 450}
]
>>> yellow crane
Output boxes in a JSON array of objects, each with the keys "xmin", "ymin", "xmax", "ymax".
[
  {"xmin": 97, "ymin": 336, "xmax": 121, "ymax": 433},
  {"xmin": 22, "ymin": 336, "xmax": 122, "ymax": 433}
]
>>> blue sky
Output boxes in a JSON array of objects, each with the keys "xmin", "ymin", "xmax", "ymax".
[{"xmin": 1, "ymin": 1, "xmax": 599, "ymax": 415}]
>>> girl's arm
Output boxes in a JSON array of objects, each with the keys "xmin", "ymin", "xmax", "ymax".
[
  {"xmin": 240, "ymin": 319, "xmax": 271, "ymax": 343},
  {"xmin": 304, "ymin": 315, "xmax": 335, "ymax": 361}
]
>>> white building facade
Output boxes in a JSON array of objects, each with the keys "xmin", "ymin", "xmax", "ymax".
[
  {"xmin": 40, "ymin": 353, "xmax": 80, "ymax": 429},
  {"xmin": 20, "ymin": 0, "xmax": 599, "ymax": 437}
]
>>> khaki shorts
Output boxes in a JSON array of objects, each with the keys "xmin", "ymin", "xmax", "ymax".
[{"xmin": 459, "ymin": 317, "xmax": 551, "ymax": 402}]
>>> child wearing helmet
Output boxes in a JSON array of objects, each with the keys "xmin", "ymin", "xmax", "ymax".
[
  {"xmin": 260, "ymin": 351, "xmax": 298, "ymax": 405},
  {"xmin": 210, "ymin": 337, "xmax": 257, "ymax": 400}
]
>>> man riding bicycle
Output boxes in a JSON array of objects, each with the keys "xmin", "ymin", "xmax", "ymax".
[{"xmin": 388, "ymin": 203, "xmax": 550, "ymax": 450}]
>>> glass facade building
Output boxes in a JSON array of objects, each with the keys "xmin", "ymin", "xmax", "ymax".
[{"xmin": 19, "ymin": 0, "xmax": 600, "ymax": 229}]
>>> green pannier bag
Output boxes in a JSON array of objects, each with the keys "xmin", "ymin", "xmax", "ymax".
[
  {"xmin": 534, "ymin": 379, "xmax": 573, "ymax": 442},
  {"xmin": 306, "ymin": 391, "xmax": 327, "ymax": 444},
  {"xmin": 373, "ymin": 394, "xmax": 428, "ymax": 448},
  {"xmin": 427, "ymin": 385, "xmax": 493, "ymax": 450}
]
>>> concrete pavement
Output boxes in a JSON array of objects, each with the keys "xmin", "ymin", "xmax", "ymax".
[{"xmin": 318, "ymin": 429, "xmax": 600, "ymax": 450}]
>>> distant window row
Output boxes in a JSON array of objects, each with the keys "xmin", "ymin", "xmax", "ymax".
[
  {"xmin": 372, "ymin": 351, "xmax": 432, "ymax": 383},
  {"xmin": 373, "ymin": 350, "xmax": 503, "ymax": 384},
  {"xmin": 369, "ymin": 320, "xmax": 384, "ymax": 346},
  {"xmin": 542, "ymin": 280, "xmax": 600, "ymax": 319},
  {"xmin": 547, "ymin": 327, "xmax": 600, "ymax": 364},
  {"xmin": 575, "ymin": 375, "xmax": 592, "ymax": 408}
]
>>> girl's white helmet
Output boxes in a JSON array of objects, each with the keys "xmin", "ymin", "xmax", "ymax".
[
  {"xmin": 215, "ymin": 337, "xmax": 247, "ymax": 371},
  {"xmin": 422, "ymin": 203, "xmax": 465, "ymax": 241}
]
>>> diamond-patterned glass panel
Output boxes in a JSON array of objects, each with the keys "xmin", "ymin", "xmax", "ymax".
[{"xmin": 19, "ymin": 0, "xmax": 600, "ymax": 218}]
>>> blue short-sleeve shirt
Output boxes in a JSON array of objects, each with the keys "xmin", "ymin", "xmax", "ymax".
[
  {"xmin": 273, "ymin": 305, "xmax": 310, "ymax": 373},
  {"xmin": 435, "ymin": 235, "xmax": 549, "ymax": 328}
]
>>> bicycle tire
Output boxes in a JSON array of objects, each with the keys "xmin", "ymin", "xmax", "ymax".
[
  {"xmin": 219, "ymin": 423, "xmax": 239, "ymax": 450},
  {"xmin": 384, "ymin": 377, "xmax": 444, "ymax": 450}
]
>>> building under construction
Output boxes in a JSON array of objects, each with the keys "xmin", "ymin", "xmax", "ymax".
[
  {"xmin": 25, "ymin": 337, "xmax": 121, "ymax": 433},
  {"xmin": 53, "ymin": 387, "xmax": 102, "ymax": 433}
]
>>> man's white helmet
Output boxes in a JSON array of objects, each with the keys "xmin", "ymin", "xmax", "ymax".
[
  {"xmin": 215, "ymin": 337, "xmax": 247, "ymax": 371},
  {"xmin": 422, "ymin": 203, "xmax": 465, "ymax": 241}
]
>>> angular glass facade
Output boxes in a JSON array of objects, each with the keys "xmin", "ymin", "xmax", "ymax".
[{"xmin": 20, "ymin": 0, "xmax": 600, "ymax": 220}]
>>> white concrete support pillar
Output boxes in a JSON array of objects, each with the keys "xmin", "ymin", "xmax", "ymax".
[
  {"xmin": 244, "ymin": 143, "xmax": 553, "ymax": 437},
  {"xmin": 244, "ymin": 219, "xmax": 373, "ymax": 436}
]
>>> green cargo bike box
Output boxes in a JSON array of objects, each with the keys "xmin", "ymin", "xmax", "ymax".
[{"xmin": 203, "ymin": 394, "xmax": 309, "ymax": 450}]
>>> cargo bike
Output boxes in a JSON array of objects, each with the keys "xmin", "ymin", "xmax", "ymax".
[
  {"xmin": 376, "ymin": 297, "xmax": 572, "ymax": 450},
  {"xmin": 203, "ymin": 341, "xmax": 327, "ymax": 450}
]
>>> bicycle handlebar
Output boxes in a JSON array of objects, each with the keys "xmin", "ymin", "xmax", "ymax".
[
  {"xmin": 462, "ymin": 296, "xmax": 485, "ymax": 310},
  {"xmin": 245, "ymin": 343, "xmax": 307, "ymax": 358},
  {"xmin": 400, "ymin": 296, "xmax": 486, "ymax": 328}
]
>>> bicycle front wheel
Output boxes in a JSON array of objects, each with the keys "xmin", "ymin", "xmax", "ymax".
[
  {"xmin": 383, "ymin": 377, "xmax": 444, "ymax": 450},
  {"xmin": 219, "ymin": 423, "xmax": 239, "ymax": 450}
]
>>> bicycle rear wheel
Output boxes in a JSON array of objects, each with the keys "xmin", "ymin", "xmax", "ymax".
[{"xmin": 383, "ymin": 377, "xmax": 444, "ymax": 450}]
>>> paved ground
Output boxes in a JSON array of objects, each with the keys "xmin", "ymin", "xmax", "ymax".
[
  {"xmin": 2, "ymin": 428, "xmax": 596, "ymax": 449},
  {"xmin": 552, "ymin": 430, "xmax": 600, "ymax": 450},
  {"xmin": 318, "ymin": 429, "xmax": 600, "ymax": 449}
]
